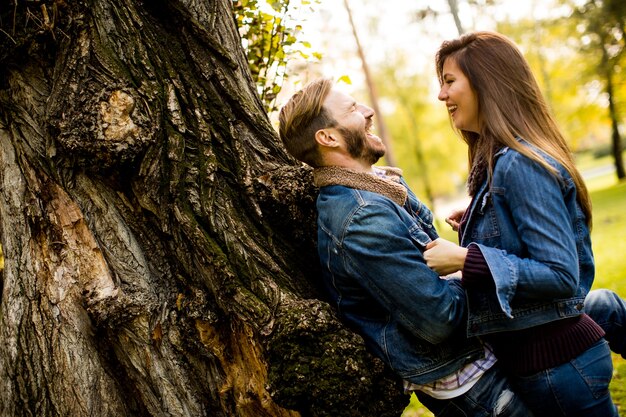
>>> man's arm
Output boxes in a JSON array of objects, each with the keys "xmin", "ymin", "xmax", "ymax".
[{"xmin": 341, "ymin": 201, "xmax": 467, "ymax": 345}]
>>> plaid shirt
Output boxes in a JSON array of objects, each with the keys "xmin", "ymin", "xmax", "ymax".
[{"xmin": 404, "ymin": 344, "xmax": 497, "ymax": 399}]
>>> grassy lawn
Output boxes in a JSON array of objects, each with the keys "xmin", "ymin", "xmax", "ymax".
[
  {"xmin": 589, "ymin": 180, "xmax": 626, "ymax": 295},
  {"xmin": 589, "ymin": 177, "xmax": 626, "ymax": 416},
  {"xmin": 405, "ymin": 173, "xmax": 626, "ymax": 416}
]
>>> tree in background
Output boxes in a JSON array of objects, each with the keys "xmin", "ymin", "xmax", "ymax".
[
  {"xmin": 0, "ymin": 1, "xmax": 405, "ymax": 416},
  {"xmin": 413, "ymin": 0, "xmax": 501, "ymax": 35},
  {"xmin": 571, "ymin": 0, "xmax": 626, "ymax": 180},
  {"xmin": 343, "ymin": 0, "xmax": 396, "ymax": 166},
  {"xmin": 233, "ymin": 0, "xmax": 321, "ymax": 114},
  {"xmin": 496, "ymin": 17, "xmax": 612, "ymax": 154}
]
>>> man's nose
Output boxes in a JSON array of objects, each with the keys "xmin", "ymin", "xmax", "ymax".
[{"xmin": 358, "ymin": 104, "xmax": 374, "ymax": 118}]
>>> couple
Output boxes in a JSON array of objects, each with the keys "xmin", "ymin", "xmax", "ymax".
[{"xmin": 278, "ymin": 31, "xmax": 626, "ymax": 416}]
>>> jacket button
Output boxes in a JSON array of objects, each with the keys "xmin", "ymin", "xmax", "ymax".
[{"xmin": 575, "ymin": 303, "xmax": 584, "ymax": 311}]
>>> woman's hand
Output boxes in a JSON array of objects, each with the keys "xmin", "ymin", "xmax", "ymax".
[
  {"xmin": 445, "ymin": 208, "xmax": 465, "ymax": 232},
  {"xmin": 424, "ymin": 238, "xmax": 468, "ymax": 276}
]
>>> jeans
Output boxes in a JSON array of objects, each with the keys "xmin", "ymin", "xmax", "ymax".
[
  {"xmin": 585, "ymin": 289, "xmax": 626, "ymax": 358},
  {"xmin": 415, "ymin": 365, "xmax": 533, "ymax": 417},
  {"xmin": 510, "ymin": 339, "xmax": 617, "ymax": 417}
]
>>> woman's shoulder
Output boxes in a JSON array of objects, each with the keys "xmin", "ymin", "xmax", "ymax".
[
  {"xmin": 496, "ymin": 141, "xmax": 563, "ymax": 171},
  {"xmin": 493, "ymin": 146, "xmax": 570, "ymax": 190},
  {"xmin": 493, "ymin": 146, "xmax": 530, "ymax": 171}
]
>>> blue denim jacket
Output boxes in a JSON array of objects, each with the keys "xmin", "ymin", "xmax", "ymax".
[
  {"xmin": 461, "ymin": 144, "xmax": 594, "ymax": 336},
  {"xmin": 314, "ymin": 166, "xmax": 484, "ymax": 384}
]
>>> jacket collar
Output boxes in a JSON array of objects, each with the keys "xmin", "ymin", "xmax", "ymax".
[{"xmin": 313, "ymin": 166, "xmax": 407, "ymax": 206}]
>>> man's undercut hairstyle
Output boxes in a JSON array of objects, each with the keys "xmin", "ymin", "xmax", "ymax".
[{"xmin": 278, "ymin": 77, "xmax": 336, "ymax": 167}]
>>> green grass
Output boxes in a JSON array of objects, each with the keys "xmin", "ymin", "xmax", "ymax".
[
  {"xmin": 614, "ymin": 355, "xmax": 626, "ymax": 416},
  {"xmin": 402, "ymin": 396, "xmax": 432, "ymax": 417},
  {"xmin": 405, "ymin": 173, "xmax": 626, "ymax": 416},
  {"xmin": 589, "ymin": 180, "xmax": 626, "ymax": 295},
  {"xmin": 590, "ymin": 177, "xmax": 626, "ymax": 416},
  {"xmin": 614, "ymin": 356, "xmax": 626, "ymax": 416}
]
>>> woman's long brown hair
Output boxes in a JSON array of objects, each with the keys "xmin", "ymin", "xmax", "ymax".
[{"xmin": 436, "ymin": 31, "xmax": 592, "ymax": 226}]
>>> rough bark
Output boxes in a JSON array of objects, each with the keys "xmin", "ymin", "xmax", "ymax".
[{"xmin": 0, "ymin": 1, "xmax": 407, "ymax": 416}]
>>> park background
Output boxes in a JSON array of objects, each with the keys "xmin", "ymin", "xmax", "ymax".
[
  {"xmin": 0, "ymin": 0, "xmax": 623, "ymax": 415},
  {"xmin": 235, "ymin": 0, "xmax": 626, "ymax": 414}
]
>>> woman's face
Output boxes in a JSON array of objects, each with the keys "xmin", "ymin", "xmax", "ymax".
[{"xmin": 438, "ymin": 58, "xmax": 479, "ymax": 133}]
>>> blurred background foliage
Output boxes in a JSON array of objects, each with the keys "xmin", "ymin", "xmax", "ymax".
[{"xmin": 233, "ymin": 0, "xmax": 322, "ymax": 113}]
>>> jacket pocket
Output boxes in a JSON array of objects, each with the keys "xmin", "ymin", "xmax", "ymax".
[{"xmin": 470, "ymin": 192, "xmax": 501, "ymax": 240}]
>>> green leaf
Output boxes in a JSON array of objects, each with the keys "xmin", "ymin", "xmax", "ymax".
[
  {"xmin": 337, "ymin": 75, "xmax": 352, "ymax": 85},
  {"xmin": 233, "ymin": 0, "xmax": 322, "ymax": 115}
]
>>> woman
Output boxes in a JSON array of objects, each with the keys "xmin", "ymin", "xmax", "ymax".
[{"xmin": 424, "ymin": 31, "xmax": 617, "ymax": 416}]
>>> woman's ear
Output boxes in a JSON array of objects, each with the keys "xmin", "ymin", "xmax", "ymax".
[{"xmin": 315, "ymin": 129, "xmax": 340, "ymax": 148}]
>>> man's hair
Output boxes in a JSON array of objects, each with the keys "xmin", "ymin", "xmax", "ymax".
[{"xmin": 278, "ymin": 77, "xmax": 336, "ymax": 167}]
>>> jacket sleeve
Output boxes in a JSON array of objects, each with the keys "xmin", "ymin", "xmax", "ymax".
[
  {"xmin": 476, "ymin": 152, "xmax": 580, "ymax": 317},
  {"xmin": 340, "ymin": 201, "xmax": 468, "ymax": 345}
]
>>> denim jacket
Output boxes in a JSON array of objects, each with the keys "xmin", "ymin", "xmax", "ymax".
[
  {"xmin": 461, "ymin": 144, "xmax": 594, "ymax": 337},
  {"xmin": 314, "ymin": 166, "xmax": 484, "ymax": 384}
]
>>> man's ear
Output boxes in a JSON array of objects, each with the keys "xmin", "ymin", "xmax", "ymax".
[{"xmin": 315, "ymin": 129, "xmax": 340, "ymax": 148}]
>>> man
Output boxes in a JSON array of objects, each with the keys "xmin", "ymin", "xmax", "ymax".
[
  {"xmin": 586, "ymin": 289, "xmax": 626, "ymax": 358},
  {"xmin": 278, "ymin": 77, "xmax": 530, "ymax": 416}
]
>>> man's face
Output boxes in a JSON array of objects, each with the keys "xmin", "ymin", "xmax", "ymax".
[{"xmin": 323, "ymin": 89, "xmax": 386, "ymax": 165}]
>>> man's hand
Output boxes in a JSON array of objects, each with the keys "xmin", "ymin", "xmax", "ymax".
[{"xmin": 424, "ymin": 238, "xmax": 468, "ymax": 276}]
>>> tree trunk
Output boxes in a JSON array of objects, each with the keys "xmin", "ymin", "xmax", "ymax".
[
  {"xmin": 605, "ymin": 67, "xmax": 626, "ymax": 180},
  {"xmin": 446, "ymin": 0, "xmax": 464, "ymax": 35},
  {"xmin": 0, "ymin": 1, "xmax": 406, "ymax": 416}
]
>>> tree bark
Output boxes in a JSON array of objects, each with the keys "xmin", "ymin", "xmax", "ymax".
[
  {"xmin": 605, "ymin": 66, "xmax": 625, "ymax": 180},
  {"xmin": 0, "ymin": 1, "xmax": 406, "ymax": 416}
]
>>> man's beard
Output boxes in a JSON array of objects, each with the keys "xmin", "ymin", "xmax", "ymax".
[{"xmin": 337, "ymin": 126, "xmax": 386, "ymax": 165}]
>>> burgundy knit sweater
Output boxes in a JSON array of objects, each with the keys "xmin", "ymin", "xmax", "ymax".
[{"xmin": 460, "ymin": 231, "xmax": 604, "ymax": 376}]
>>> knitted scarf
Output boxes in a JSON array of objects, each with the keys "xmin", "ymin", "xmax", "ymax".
[{"xmin": 313, "ymin": 166, "xmax": 407, "ymax": 206}]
